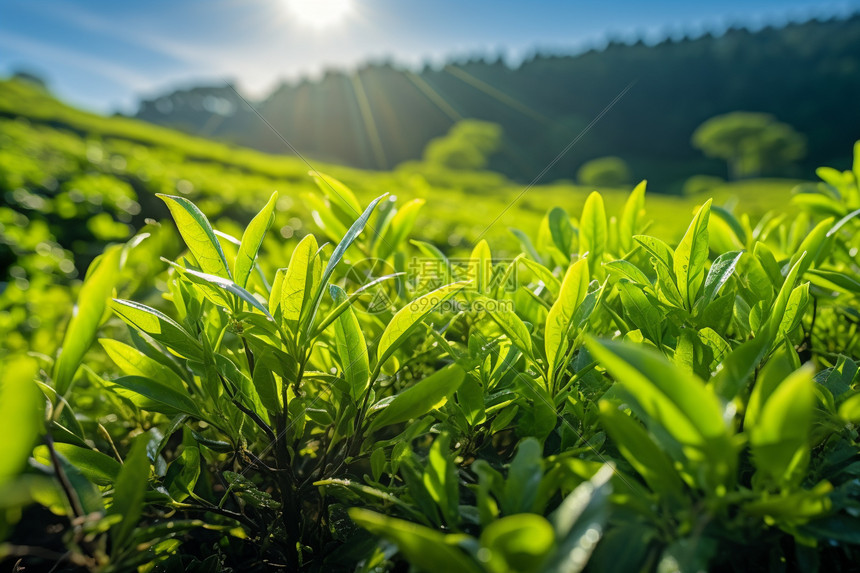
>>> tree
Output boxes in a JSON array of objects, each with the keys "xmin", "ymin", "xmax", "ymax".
[
  {"xmin": 577, "ymin": 156, "xmax": 631, "ymax": 187},
  {"xmin": 422, "ymin": 120, "xmax": 502, "ymax": 170},
  {"xmin": 683, "ymin": 174, "xmax": 724, "ymax": 196},
  {"xmin": 692, "ymin": 112, "xmax": 806, "ymax": 179}
]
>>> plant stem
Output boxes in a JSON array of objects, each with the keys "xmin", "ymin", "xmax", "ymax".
[
  {"xmin": 217, "ymin": 372, "xmax": 276, "ymax": 442},
  {"xmin": 44, "ymin": 432, "xmax": 85, "ymax": 519}
]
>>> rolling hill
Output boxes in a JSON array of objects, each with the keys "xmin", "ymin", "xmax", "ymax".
[{"xmin": 0, "ymin": 77, "xmax": 802, "ymax": 287}]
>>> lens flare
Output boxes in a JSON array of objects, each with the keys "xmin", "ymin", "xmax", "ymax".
[{"xmin": 285, "ymin": 0, "xmax": 353, "ymax": 29}]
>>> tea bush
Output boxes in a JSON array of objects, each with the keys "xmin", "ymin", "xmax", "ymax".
[{"xmin": 3, "ymin": 140, "xmax": 860, "ymax": 572}]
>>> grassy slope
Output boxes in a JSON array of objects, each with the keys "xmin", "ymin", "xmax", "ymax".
[{"xmin": 0, "ymin": 78, "xmax": 802, "ymax": 253}]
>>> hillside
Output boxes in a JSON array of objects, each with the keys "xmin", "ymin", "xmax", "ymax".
[
  {"xmin": 0, "ymin": 77, "xmax": 801, "ymax": 288},
  {"xmin": 134, "ymin": 15, "xmax": 860, "ymax": 188}
]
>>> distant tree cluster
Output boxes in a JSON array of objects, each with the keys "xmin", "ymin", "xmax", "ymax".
[
  {"xmin": 423, "ymin": 120, "xmax": 502, "ymax": 170},
  {"xmin": 577, "ymin": 156, "xmax": 631, "ymax": 187},
  {"xmin": 692, "ymin": 112, "xmax": 806, "ymax": 179}
]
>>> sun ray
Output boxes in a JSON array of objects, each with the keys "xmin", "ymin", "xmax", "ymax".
[
  {"xmin": 444, "ymin": 64, "xmax": 549, "ymax": 124},
  {"xmin": 404, "ymin": 70, "xmax": 463, "ymax": 122},
  {"xmin": 350, "ymin": 72, "xmax": 387, "ymax": 169}
]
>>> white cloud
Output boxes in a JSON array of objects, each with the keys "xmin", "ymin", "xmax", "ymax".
[{"xmin": 0, "ymin": 31, "xmax": 151, "ymax": 89}]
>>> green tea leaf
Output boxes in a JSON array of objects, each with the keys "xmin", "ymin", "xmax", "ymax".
[
  {"xmin": 370, "ymin": 447, "xmax": 386, "ymax": 481},
  {"xmin": 587, "ymin": 338, "xmax": 727, "ymax": 443},
  {"xmin": 749, "ymin": 366, "xmax": 815, "ymax": 486},
  {"xmin": 753, "ymin": 241, "xmax": 782, "ymax": 286},
  {"xmin": 697, "ymin": 327, "xmax": 731, "ymax": 370},
  {"xmin": 281, "ymin": 233, "xmax": 321, "ymax": 331},
  {"xmin": 776, "ymin": 283, "xmax": 809, "ymax": 338},
  {"xmin": 634, "ymin": 235, "xmax": 674, "ymax": 273},
  {"xmin": 711, "ymin": 205, "xmax": 748, "ymax": 247},
  {"xmin": 654, "ymin": 262, "xmax": 685, "ymax": 309},
  {"xmin": 376, "ymin": 198, "xmax": 425, "ymax": 259},
  {"xmin": 100, "ymin": 339, "xmax": 187, "ymax": 393},
  {"xmin": 376, "ymin": 281, "xmax": 468, "ymax": 368},
  {"xmin": 826, "ymin": 206, "xmax": 860, "ymax": 238},
  {"xmin": 251, "ymin": 353, "xmax": 282, "ymax": 414},
  {"xmin": 674, "ymin": 200, "xmax": 711, "ymax": 309},
  {"xmin": 369, "ymin": 364, "xmax": 465, "ymax": 430},
  {"xmin": 310, "ymin": 171, "xmax": 363, "ymax": 218},
  {"xmin": 746, "ymin": 340, "xmax": 799, "ymax": 430},
  {"xmin": 696, "ymin": 250, "xmax": 743, "ymax": 313},
  {"xmin": 580, "ymin": 192, "xmax": 607, "ymax": 275},
  {"xmin": 598, "ymin": 401, "xmax": 684, "ymax": 499},
  {"xmin": 0, "ymin": 356, "xmax": 42, "ymax": 485},
  {"xmin": 110, "ymin": 375, "xmax": 201, "ymax": 418},
  {"xmin": 657, "ymin": 538, "xmax": 717, "ymax": 573},
  {"xmin": 481, "ymin": 296, "xmax": 533, "ymax": 357},
  {"xmin": 109, "ymin": 435, "xmax": 150, "ymax": 552},
  {"xmin": 619, "ymin": 181, "xmax": 647, "ymax": 253},
  {"xmin": 457, "ymin": 375, "xmax": 486, "ymax": 426},
  {"xmin": 548, "ymin": 207, "xmax": 574, "ymax": 257},
  {"xmin": 587, "ymin": 523, "xmax": 656, "ymax": 573},
  {"xmin": 269, "ymin": 267, "xmax": 286, "ymax": 315},
  {"xmin": 762, "ymin": 253, "xmax": 806, "ymax": 339},
  {"xmin": 839, "ymin": 393, "xmax": 860, "ymax": 423},
  {"xmin": 234, "ymin": 191, "xmax": 278, "ymax": 288},
  {"xmin": 510, "ymin": 227, "xmax": 543, "ymax": 263},
  {"xmin": 349, "ymin": 509, "xmax": 482, "ymax": 573},
  {"xmin": 410, "ymin": 239, "xmax": 450, "ymax": 266},
  {"xmin": 223, "ymin": 471, "xmax": 281, "ymax": 509},
  {"xmin": 33, "ymin": 443, "xmax": 120, "ymax": 486},
  {"xmin": 586, "ymin": 338, "xmax": 734, "ymax": 487},
  {"xmin": 166, "ymin": 261, "xmax": 273, "ymax": 319},
  {"xmin": 111, "ymin": 299, "xmax": 202, "ymax": 360},
  {"xmin": 545, "ymin": 464, "xmax": 613, "ymax": 573},
  {"xmin": 305, "ymin": 191, "xmax": 348, "ymax": 242},
  {"xmin": 468, "ymin": 239, "xmax": 493, "ymax": 295},
  {"xmin": 54, "ymin": 245, "xmax": 123, "ymax": 395},
  {"xmin": 603, "ymin": 259, "xmax": 651, "ymax": 286},
  {"xmin": 521, "ymin": 257, "xmax": 562, "ymax": 296},
  {"xmin": 794, "ymin": 216, "xmax": 834, "ymax": 272},
  {"xmin": 808, "ymin": 269, "xmax": 860, "ymax": 295},
  {"xmin": 502, "ymin": 438, "xmax": 543, "ymax": 514},
  {"xmin": 545, "ymin": 258, "xmax": 589, "ymax": 374},
  {"xmin": 514, "ymin": 374, "xmax": 558, "ymax": 442},
  {"xmin": 710, "ymin": 334, "xmax": 771, "ymax": 401},
  {"xmin": 54, "ymin": 450, "xmax": 104, "ymax": 515},
  {"xmin": 423, "ymin": 433, "xmax": 458, "ymax": 524},
  {"xmin": 311, "ymin": 272, "xmax": 404, "ymax": 338},
  {"xmin": 305, "ymin": 193, "xmax": 388, "ymax": 334},
  {"xmin": 330, "ymin": 284, "xmax": 369, "ymax": 401},
  {"xmin": 158, "ymin": 193, "xmax": 231, "ymax": 278},
  {"xmin": 164, "ymin": 430, "xmax": 201, "ymax": 502},
  {"xmin": 480, "ymin": 514, "xmax": 555, "ymax": 573},
  {"xmin": 617, "ymin": 281, "xmax": 662, "ymax": 346}
]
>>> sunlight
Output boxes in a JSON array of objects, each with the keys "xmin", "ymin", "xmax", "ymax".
[{"xmin": 284, "ymin": 0, "xmax": 354, "ymax": 29}]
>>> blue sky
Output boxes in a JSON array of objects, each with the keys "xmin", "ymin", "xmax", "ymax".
[{"xmin": 1, "ymin": 0, "xmax": 857, "ymax": 113}]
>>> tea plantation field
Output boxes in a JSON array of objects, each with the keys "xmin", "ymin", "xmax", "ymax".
[{"xmin": 3, "ymin": 77, "xmax": 858, "ymax": 572}]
